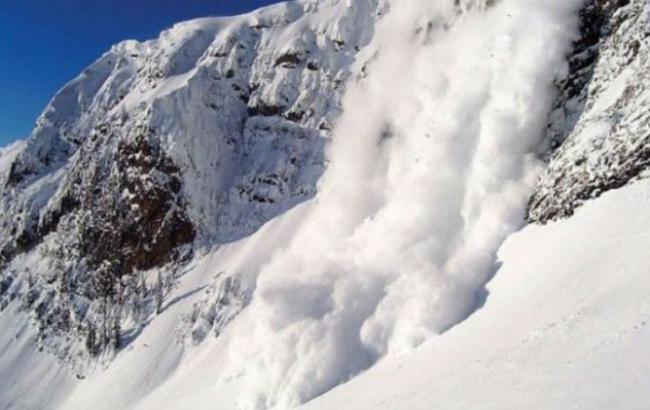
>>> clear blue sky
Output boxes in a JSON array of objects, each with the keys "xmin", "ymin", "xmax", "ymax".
[{"xmin": 0, "ymin": 0, "xmax": 282, "ymax": 146}]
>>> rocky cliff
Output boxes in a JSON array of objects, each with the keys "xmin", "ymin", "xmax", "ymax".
[
  {"xmin": 0, "ymin": 0, "xmax": 385, "ymax": 361},
  {"xmin": 529, "ymin": 0, "xmax": 650, "ymax": 222}
]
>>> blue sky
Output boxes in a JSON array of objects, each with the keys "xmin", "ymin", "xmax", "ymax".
[{"xmin": 0, "ymin": 0, "xmax": 282, "ymax": 146}]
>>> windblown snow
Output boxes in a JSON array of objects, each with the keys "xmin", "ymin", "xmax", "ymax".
[
  {"xmin": 4, "ymin": 0, "xmax": 650, "ymax": 409},
  {"xmin": 226, "ymin": 0, "xmax": 579, "ymax": 407}
]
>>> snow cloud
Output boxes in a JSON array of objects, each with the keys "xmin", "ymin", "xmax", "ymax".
[{"xmin": 228, "ymin": 0, "xmax": 581, "ymax": 407}]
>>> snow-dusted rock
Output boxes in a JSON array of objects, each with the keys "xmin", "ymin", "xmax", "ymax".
[
  {"xmin": 0, "ymin": 0, "xmax": 385, "ymax": 362},
  {"xmin": 529, "ymin": 0, "xmax": 650, "ymax": 222}
]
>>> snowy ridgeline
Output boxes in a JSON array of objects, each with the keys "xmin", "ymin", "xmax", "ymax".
[
  {"xmin": 0, "ymin": 0, "xmax": 384, "ymax": 365},
  {"xmin": 1, "ymin": 0, "xmax": 650, "ymax": 409}
]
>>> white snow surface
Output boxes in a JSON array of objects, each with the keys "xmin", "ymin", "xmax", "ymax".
[
  {"xmin": 303, "ymin": 177, "xmax": 650, "ymax": 410},
  {"xmin": 4, "ymin": 0, "xmax": 650, "ymax": 409},
  {"xmin": 0, "ymin": 140, "xmax": 26, "ymax": 185},
  {"xmin": 4, "ymin": 155, "xmax": 650, "ymax": 410}
]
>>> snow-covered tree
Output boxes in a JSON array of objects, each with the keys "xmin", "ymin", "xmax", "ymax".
[{"xmin": 155, "ymin": 272, "xmax": 164, "ymax": 315}]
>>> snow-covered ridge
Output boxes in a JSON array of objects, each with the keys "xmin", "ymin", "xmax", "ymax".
[
  {"xmin": 1, "ymin": 0, "xmax": 386, "ymax": 385},
  {"xmin": 3, "ymin": 0, "xmax": 385, "ymax": 249}
]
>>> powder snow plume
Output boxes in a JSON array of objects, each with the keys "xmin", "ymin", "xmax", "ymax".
[{"xmin": 227, "ymin": 0, "xmax": 581, "ymax": 408}]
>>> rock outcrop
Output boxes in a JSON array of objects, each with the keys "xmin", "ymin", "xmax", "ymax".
[{"xmin": 529, "ymin": 0, "xmax": 650, "ymax": 222}]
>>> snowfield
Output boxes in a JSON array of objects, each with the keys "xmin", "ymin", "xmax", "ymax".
[
  {"xmin": 142, "ymin": 178, "xmax": 650, "ymax": 410},
  {"xmin": 3, "ymin": 168, "xmax": 650, "ymax": 410},
  {"xmin": 304, "ymin": 178, "xmax": 650, "ymax": 410}
]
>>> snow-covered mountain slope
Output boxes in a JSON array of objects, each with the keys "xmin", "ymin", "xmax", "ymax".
[
  {"xmin": 1, "ymin": 0, "xmax": 384, "ymax": 364},
  {"xmin": 304, "ymin": 178, "xmax": 650, "ymax": 410},
  {"xmin": 42, "ymin": 179, "xmax": 650, "ymax": 410},
  {"xmin": 6, "ymin": 151, "xmax": 650, "ymax": 410},
  {"xmin": 1, "ymin": 0, "xmax": 650, "ymax": 409},
  {"xmin": 2, "ymin": 0, "xmax": 381, "ymax": 250}
]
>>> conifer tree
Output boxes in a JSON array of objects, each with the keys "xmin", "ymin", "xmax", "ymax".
[
  {"xmin": 111, "ymin": 316, "xmax": 121, "ymax": 351},
  {"xmin": 86, "ymin": 322, "xmax": 97, "ymax": 356},
  {"xmin": 155, "ymin": 272, "xmax": 164, "ymax": 315}
]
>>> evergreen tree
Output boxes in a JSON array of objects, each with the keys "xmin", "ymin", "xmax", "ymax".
[
  {"xmin": 139, "ymin": 274, "xmax": 148, "ymax": 299},
  {"xmin": 111, "ymin": 282, "xmax": 123, "ymax": 351},
  {"xmin": 100, "ymin": 299, "xmax": 110, "ymax": 351},
  {"xmin": 22, "ymin": 269, "xmax": 37, "ymax": 309},
  {"xmin": 86, "ymin": 322, "xmax": 97, "ymax": 356},
  {"xmin": 26, "ymin": 269, "xmax": 34, "ymax": 289},
  {"xmin": 155, "ymin": 272, "xmax": 164, "ymax": 315},
  {"xmin": 59, "ymin": 306, "xmax": 71, "ymax": 333},
  {"xmin": 57, "ymin": 261, "xmax": 70, "ymax": 298},
  {"xmin": 131, "ymin": 273, "xmax": 145, "ymax": 324},
  {"xmin": 111, "ymin": 316, "xmax": 121, "ymax": 351},
  {"xmin": 37, "ymin": 318, "xmax": 47, "ymax": 343},
  {"xmin": 94, "ymin": 261, "xmax": 116, "ymax": 300}
]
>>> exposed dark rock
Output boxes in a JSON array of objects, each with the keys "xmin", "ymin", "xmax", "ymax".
[
  {"xmin": 274, "ymin": 52, "xmax": 303, "ymax": 68},
  {"xmin": 78, "ymin": 129, "xmax": 195, "ymax": 275},
  {"xmin": 247, "ymin": 102, "xmax": 285, "ymax": 117},
  {"xmin": 284, "ymin": 111, "xmax": 305, "ymax": 123},
  {"xmin": 6, "ymin": 162, "xmax": 34, "ymax": 187},
  {"xmin": 39, "ymin": 193, "xmax": 81, "ymax": 239}
]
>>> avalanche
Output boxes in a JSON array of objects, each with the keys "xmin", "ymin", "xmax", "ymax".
[
  {"xmin": 226, "ymin": 0, "xmax": 580, "ymax": 408},
  {"xmin": 302, "ymin": 177, "xmax": 650, "ymax": 410}
]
